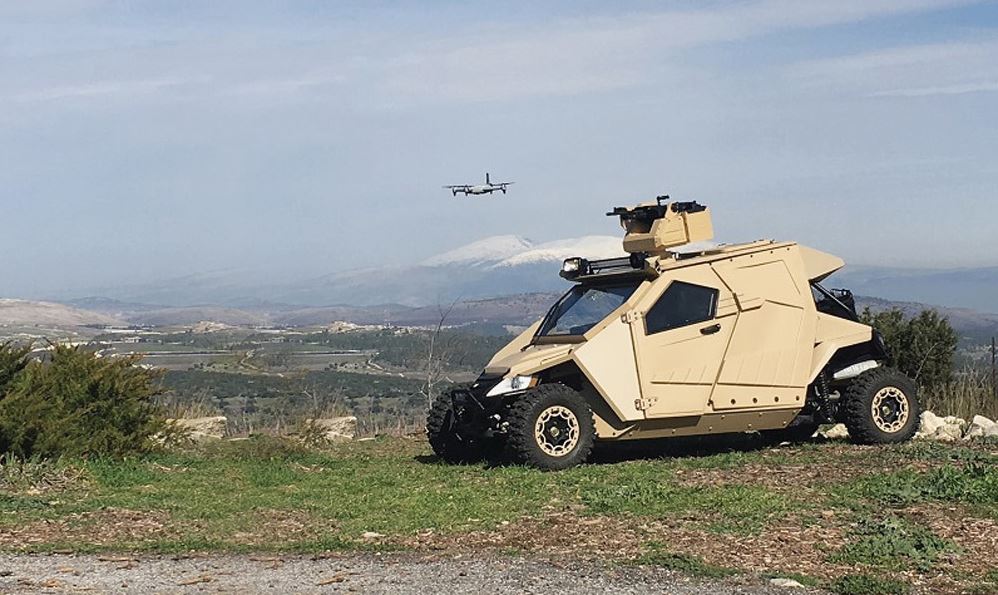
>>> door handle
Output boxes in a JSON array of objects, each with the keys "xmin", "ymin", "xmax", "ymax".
[{"xmin": 700, "ymin": 323, "xmax": 721, "ymax": 335}]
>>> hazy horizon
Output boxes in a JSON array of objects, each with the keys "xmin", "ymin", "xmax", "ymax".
[{"xmin": 2, "ymin": 1, "xmax": 997, "ymax": 298}]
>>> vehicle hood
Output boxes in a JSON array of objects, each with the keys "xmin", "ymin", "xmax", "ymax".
[{"xmin": 484, "ymin": 343, "xmax": 575, "ymax": 377}]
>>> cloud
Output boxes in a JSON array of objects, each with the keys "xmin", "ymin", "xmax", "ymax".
[
  {"xmin": 871, "ymin": 81, "xmax": 998, "ymax": 97},
  {"xmin": 2, "ymin": 0, "xmax": 982, "ymax": 109},
  {"xmin": 789, "ymin": 39, "xmax": 998, "ymax": 99},
  {"xmin": 11, "ymin": 77, "xmax": 194, "ymax": 102},
  {"xmin": 371, "ymin": 0, "xmax": 984, "ymax": 105}
]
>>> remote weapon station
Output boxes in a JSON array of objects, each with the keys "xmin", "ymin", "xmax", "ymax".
[{"xmin": 428, "ymin": 196, "xmax": 919, "ymax": 469}]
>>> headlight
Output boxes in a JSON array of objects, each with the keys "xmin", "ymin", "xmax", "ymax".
[
  {"xmin": 560, "ymin": 257, "xmax": 588, "ymax": 280},
  {"xmin": 486, "ymin": 375, "xmax": 537, "ymax": 397}
]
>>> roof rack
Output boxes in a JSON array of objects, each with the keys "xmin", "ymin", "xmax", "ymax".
[{"xmin": 560, "ymin": 254, "xmax": 647, "ymax": 281}]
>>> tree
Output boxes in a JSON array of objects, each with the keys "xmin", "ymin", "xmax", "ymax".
[
  {"xmin": 0, "ymin": 345, "xmax": 164, "ymax": 458},
  {"xmin": 860, "ymin": 307, "xmax": 958, "ymax": 389},
  {"xmin": 420, "ymin": 300, "xmax": 458, "ymax": 409}
]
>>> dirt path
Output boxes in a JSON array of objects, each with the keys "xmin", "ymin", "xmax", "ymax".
[{"xmin": 0, "ymin": 553, "xmax": 820, "ymax": 594}]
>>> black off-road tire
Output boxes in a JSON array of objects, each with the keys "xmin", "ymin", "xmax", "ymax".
[
  {"xmin": 841, "ymin": 367, "xmax": 920, "ymax": 444},
  {"xmin": 426, "ymin": 389, "xmax": 489, "ymax": 464},
  {"xmin": 506, "ymin": 383, "xmax": 596, "ymax": 471}
]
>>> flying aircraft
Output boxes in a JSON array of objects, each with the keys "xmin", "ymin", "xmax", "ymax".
[{"xmin": 443, "ymin": 173, "xmax": 514, "ymax": 196}]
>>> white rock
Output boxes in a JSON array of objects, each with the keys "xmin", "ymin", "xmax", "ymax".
[
  {"xmin": 933, "ymin": 424, "xmax": 963, "ymax": 442},
  {"xmin": 963, "ymin": 415, "xmax": 998, "ymax": 440},
  {"xmin": 943, "ymin": 415, "xmax": 967, "ymax": 428},
  {"xmin": 918, "ymin": 411, "xmax": 945, "ymax": 436},
  {"xmin": 769, "ymin": 578, "xmax": 806, "ymax": 589},
  {"xmin": 361, "ymin": 531, "xmax": 383, "ymax": 539},
  {"xmin": 821, "ymin": 424, "xmax": 849, "ymax": 439},
  {"xmin": 302, "ymin": 416, "xmax": 358, "ymax": 442},
  {"xmin": 166, "ymin": 416, "xmax": 227, "ymax": 442}
]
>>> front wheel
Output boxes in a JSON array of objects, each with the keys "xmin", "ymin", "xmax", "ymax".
[
  {"xmin": 841, "ymin": 367, "xmax": 920, "ymax": 444},
  {"xmin": 506, "ymin": 384, "xmax": 595, "ymax": 470},
  {"xmin": 426, "ymin": 388, "xmax": 492, "ymax": 464}
]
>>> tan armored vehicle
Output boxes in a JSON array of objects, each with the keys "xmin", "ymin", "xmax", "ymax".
[{"xmin": 428, "ymin": 197, "xmax": 919, "ymax": 469}]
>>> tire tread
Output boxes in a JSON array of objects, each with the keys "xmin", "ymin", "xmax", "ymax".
[
  {"xmin": 841, "ymin": 367, "xmax": 919, "ymax": 445},
  {"xmin": 506, "ymin": 383, "xmax": 595, "ymax": 470}
]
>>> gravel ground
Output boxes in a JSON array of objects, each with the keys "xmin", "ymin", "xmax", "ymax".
[{"xmin": 0, "ymin": 553, "xmax": 822, "ymax": 594}]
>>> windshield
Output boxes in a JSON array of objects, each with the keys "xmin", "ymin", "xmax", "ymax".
[{"xmin": 538, "ymin": 282, "xmax": 641, "ymax": 337}]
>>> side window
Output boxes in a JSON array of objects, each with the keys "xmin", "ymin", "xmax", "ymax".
[{"xmin": 645, "ymin": 281, "xmax": 718, "ymax": 335}]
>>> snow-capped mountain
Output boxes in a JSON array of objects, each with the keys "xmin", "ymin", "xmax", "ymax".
[
  {"xmin": 42, "ymin": 233, "xmax": 998, "ymax": 316},
  {"xmin": 422, "ymin": 235, "xmax": 623, "ymax": 269},
  {"xmin": 56, "ymin": 234, "xmax": 629, "ymax": 308},
  {"xmin": 274, "ymin": 234, "xmax": 626, "ymax": 306},
  {"xmin": 493, "ymin": 236, "xmax": 624, "ymax": 268},
  {"xmin": 420, "ymin": 235, "xmax": 534, "ymax": 267}
]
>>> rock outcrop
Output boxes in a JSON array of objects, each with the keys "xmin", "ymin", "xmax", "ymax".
[
  {"xmin": 302, "ymin": 416, "xmax": 358, "ymax": 442},
  {"xmin": 915, "ymin": 411, "xmax": 968, "ymax": 442},
  {"xmin": 964, "ymin": 415, "xmax": 998, "ymax": 439},
  {"xmin": 819, "ymin": 410, "xmax": 996, "ymax": 442},
  {"xmin": 163, "ymin": 416, "xmax": 228, "ymax": 443}
]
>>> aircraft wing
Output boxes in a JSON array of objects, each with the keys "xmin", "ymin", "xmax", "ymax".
[{"xmin": 443, "ymin": 185, "xmax": 470, "ymax": 190}]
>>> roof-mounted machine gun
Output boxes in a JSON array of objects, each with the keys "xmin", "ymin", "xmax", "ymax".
[{"xmin": 607, "ymin": 195, "xmax": 713, "ymax": 256}]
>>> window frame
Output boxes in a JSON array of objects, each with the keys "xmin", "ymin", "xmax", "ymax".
[
  {"xmin": 643, "ymin": 280, "xmax": 720, "ymax": 335},
  {"xmin": 535, "ymin": 280, "xmax": 642, "ymax": 340}
]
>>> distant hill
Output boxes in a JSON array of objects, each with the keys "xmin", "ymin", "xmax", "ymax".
[
  {"xmin": 831, "ymin": 266, "xmax": 998, "ymax": 314},
  {"xmin": 0, "ymin": 299, "xmax": 121, "ymax": 327},
  {"xmin": 14, "ymin": 233, "xmax": 998, "ymax": 344},
  {"xmin": 58, "ymin": 235, "xmax": 622, "ymax": 308},
  {"xmin": 4, "ymin": 291, "xmax": 997, "ymax": 347},
  {"xmin": 51, "ymin": 235, "xmax": 998, "ymax": 316},
  {"xmin": 853, "ymin": 296, "xmax": 998, "ymax": 343},
  {"xmin": 80, "ymin": 293, "xmax": 998, "ymax": 343}
]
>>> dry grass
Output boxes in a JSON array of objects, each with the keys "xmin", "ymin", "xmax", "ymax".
[
  {"xmin": 0, "ymin": 455, "xmax": 86, "ymax": 495},
  {"xmin": 155, "ymin": 391, "xmax": 223, "ymax": 420},
  {"xmin": 922, "ymin": 366, "xmax": 998, "ymax": 420}
]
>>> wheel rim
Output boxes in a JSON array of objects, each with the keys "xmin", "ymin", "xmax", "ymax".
[
  {"xmin": 871, "ymin": 386, "xmax": 910, "ymax": 433},
  {"xmin": 534, "ymin": 405, "xmax": 580, "ymax": 457}
]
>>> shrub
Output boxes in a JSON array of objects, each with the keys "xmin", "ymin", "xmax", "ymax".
[
  {"xmin": 0, "ymin": 345, "xmax": 164, "ymax": 458},
  {"xmin": 860, "ymin": 308, "xmax": 958, "ymax": 389},
  {"xmin": 0, "ymin": 342, "xmax": 31, "ymax": 396}
]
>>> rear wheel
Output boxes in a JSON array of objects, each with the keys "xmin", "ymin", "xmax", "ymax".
[
  {"xmin": 841, "ymin": 367, "xmax": 919, "ymax": 444},
  {"xmin": 426, "ymin": 388, "xmax": 492, "ymax": 464},
  {"xmin": 506, "ymin": 384, "xmax": 595, "ymax": 470}
]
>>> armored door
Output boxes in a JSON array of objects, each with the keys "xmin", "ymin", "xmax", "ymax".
[{"xmin": 627, "ymin": 266, "xmax": 737, "ymax": 418}]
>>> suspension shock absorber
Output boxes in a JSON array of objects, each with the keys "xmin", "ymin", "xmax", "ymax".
[{"xmin": 814, "ymin": 370, "xmax": 836, "ymax": 422}]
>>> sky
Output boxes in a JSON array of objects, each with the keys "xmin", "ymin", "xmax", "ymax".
[{"xmin": 1, "ymin": 0, "xmax": 997, "ymax": 298}]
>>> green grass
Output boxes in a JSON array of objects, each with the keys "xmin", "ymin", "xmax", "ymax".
[
  {"xmin": 582, "ymin": 480, "xmax": 789, "ymax": 534},
  {"xmin": 0, "ymin": 436, "xmax": 796, "ymax": 552},
  {"xmin": 830, "ymin": 574, "xmax": 911, "ymax": 595},
  {"xmin": 1, "ymin": 435, "xmax": 996, "ymax": 592},
  {"xmin": 835, "ymin": 461, "xmax": 998, "ymax": 515},
  {"xmin": 830, "ymin": 515, "xmax": 957, "ymax": 571}
]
